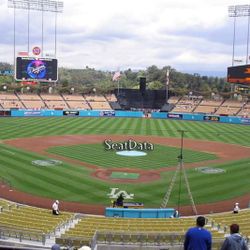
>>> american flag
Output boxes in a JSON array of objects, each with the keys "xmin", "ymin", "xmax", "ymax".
[{"xmin": 112, "ymin": 71, "xmax": 121, "ymax": 81}]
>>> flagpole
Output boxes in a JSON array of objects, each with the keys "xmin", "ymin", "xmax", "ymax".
[
  {"xmin": 118, "ymin": 79, "xmax": 120, "ymax": 96},
  {"xmin": 166, "ymin": 69, "xmax": 170, "ymax": 103},
  {"xmin": 112, "ymin": 70, "xmax": 121, "ymax": 96}
]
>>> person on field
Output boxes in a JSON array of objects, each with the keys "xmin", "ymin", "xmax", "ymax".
[
  {"xmin": 52, "ymin": 200, "xmax": 60, "ymax": 215},
  {"xmin": 220, "ymin": 224, "xmax": 248, "ymax": 250},
  {"xmin": 184, "ymin": 216, "xmax": 212, "ymax": 250},
  {"xmin": 233, "ymin": 202, "xmax": 240, "ymax": 214},
  {"xmin": 116, "ymin": 193, "xmax": 124, "ymax": 207},
  {"xmin": 170, "ymin": 209, "xmax": 179, "ymax": 218}
]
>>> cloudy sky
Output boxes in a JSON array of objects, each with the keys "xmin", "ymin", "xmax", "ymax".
[{"xmin": 0, "ymin": 0, "xmax": 249, "ymax": 76}]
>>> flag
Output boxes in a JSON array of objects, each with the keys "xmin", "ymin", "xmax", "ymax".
[
  {"xmin": 112, "ymin": 71, "xmax": 121, "ymax": 81},
  {"xmin": 166, "ymin": 69, "xmax": 170, "ymax": 86}
]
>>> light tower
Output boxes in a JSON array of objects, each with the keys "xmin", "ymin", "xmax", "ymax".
[
  {"xmin": 8, "ymin": 0, "xmax": 64, "ymax": 69},
  {"xmin": 228, "ymin": 5, "xmax": 250, "ymax": 65}
]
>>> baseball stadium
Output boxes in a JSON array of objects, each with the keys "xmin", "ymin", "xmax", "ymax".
[{"xmin": 0, "ymin": 1, "xmax": 250, "ymax": 250}]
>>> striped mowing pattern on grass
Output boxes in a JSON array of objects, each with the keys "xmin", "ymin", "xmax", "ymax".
[
  {"xmin": 47, "ymin": 143, "xmax": 217, "ymax": 169},
  {"xmin": 0, "ymin": 117, "xmax": 249, "ymax": 207},
  {"xmin": 1, "ymin": 137, "xmax": 248, "ymax": 207},
  {"xmin": 0, "ymin": 117, "xmax": 249, "ymax": 146}
]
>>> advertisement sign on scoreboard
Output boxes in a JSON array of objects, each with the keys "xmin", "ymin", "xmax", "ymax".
[{"xmin": 15, "ymin": 57, "xmax": 58, "ymax": 82}]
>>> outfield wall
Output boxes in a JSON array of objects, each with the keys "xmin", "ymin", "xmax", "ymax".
[
  {"xmin": 6, "ymin": 109, "xmax": 250, "ymax": 125},
  {"xmin": 151, "ymin": 112, "xmax": 250, "ymax": 125},
  {"xmin": 10, "ymin": 110, "xmax": 144, "ymax": 118}
]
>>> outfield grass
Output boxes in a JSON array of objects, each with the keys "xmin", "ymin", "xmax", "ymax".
[
  {"xmin": 0, "ymin": 117, "xmax": 249, "ymax": 207},
  {"xmin": 0, "ymin": 117, "xmax": 250, "ymax": 146}
]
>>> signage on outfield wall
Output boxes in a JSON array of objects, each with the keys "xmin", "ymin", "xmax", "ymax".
[
  {"xmin": 203, "ymin": 116, "xmax": 220, "ymax": 122},
  {"xmin": 0, "ymin": 111, "xmax": 11, "ymax": 116},
  {"xmin": 63, "ymin": 111, "xmax": 79, "ymax": 116},
  {"xmin": 167, "ymin": 113, "xmax": 183, "ymax": 119},
  {"xmin": 241, "ymin": 118, "xmax": 250, "ymax": 124},
  {"xmin": 100, "ymin": 110, "xmax": 115, "ymax": 117},
  {"xmin": 24, "ymin": 111, "xmax": 42, "ymax": 116}
]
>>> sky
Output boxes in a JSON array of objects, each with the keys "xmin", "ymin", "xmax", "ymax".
[{"xmin": 0, "ymin": 0, "xmax": 250, "ymax": 76}]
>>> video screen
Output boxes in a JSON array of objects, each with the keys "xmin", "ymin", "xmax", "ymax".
[
  {"xmin": 15, "ymin": 57, "xmax": 58, "ymax": 82},
  {"xmin": 227, "ymin": 64, "xmax": 250, "ymax": 85}
]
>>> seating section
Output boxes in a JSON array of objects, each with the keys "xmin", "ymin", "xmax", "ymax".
[
  {"xmin": 22, "ymin": 100, "xmax": 46, "ymax": 109},
  {"xmin": 66, "ymin": 101, "xmax": 90, "ymax": 109},
  {"xmin": 85, "ymin": 95, "xmax": 112, "ymax": 110},
  {"xmin": 85, "ymin": 95, "xmax": 107, "ymax": 102},
  {"xmin": 39, "ymin": 94, "xmax": 64, "ymax": 101},
  {"xmin": 88, "ymin": 101, "xmax": 112, "ymax": 110},
  {"xmin": 0, "ymin": 92, "xmax": 249, "ymax": 116},
  {"xmin": 222, "ymin": 100, "xmax": 245, "ymax": 108},
  {"xmin": 0, "ymin": 198, "xmax": 14, "ymax": 211},
  {"xmin": 62, "ymin": 94, "xmax": 85, "ymax": 101},
  {"xmin": 1, "ymin": 197, "xmax": 249, "ymax": 249},
  {"xmin": 0, "ymin": 93, "xmax": 24, "ymax": 109},
  {"xmin": 17, "ymin": 93, "xmax": 41, "ymax": 100},
  {"xmin": 168, "ymin": 96, "xmax": 181, "ymax": 104},
  {"xmin": 17, "ymin": 93, "xmax": 46, "ymax": 109},
  {"xmin": 238, "ymin": 102, "xmax": 250, "ymax": 117},
  {"xmin": 199, "ymin": 99, "xmax": 223, "ymax": 106},
  {"xmin": 171, "ymin": 96, "xmax": 201, "ymax": 113},
  {"xmin": 192, "ymin": 99, "xmax": 223, "ymax": 114},
  {"xmin": 0, "ymin": 199, "xmax": 74, "ymax": 243},
  {"xmin": 0, "ymin": 93, "xmax": 18, "ymax": 100},
  {"xmin": 215, "ymin": 106, "xmax": 240, "ymax": 116},
  {"xmin": 62, "ymin": 94, "xmax": 90, "ymax": 109},
  {"xmin": 105, "ymin": 94, "xmax": 117, "ymax": 102},
  {"xmin": 44, "ymin": 100, "xmax": 68, "ymax": 110},
  {"xmin": 208, "ymin": 209, "xmax": 250, "ymax": 238},
  {"xmin": 40, "ymin": 94, "xmax": 68, "ymax": 109},
  {"xmin": 194, "ymin": 105, "xmax": 218, "ymax": 114},
  {"xmin": 57, "ymin": 216, "xmax": 224, "ymax": 248},
  {"xmin": 0, "ymin": 100, "xmax": 24, "ymax": 109},
  {"xmin": 214, "ymin": 99, "xmax": 246, "ymax": 116}
]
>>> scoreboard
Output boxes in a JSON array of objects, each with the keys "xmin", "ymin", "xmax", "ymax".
[
  {"xmin": 227, "ymin": 64, "xmax": 250, "ymax": 85},
  {"xmin": 15, "ymin": 57, "xmax": 58, "ymax": 82}
]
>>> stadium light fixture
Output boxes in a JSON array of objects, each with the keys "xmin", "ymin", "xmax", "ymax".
[
  {"xmin": 8, "ymin": 0, "xmax": 64, "ymax": 13},
  {"xmin": 8, "ymin": 0, "xmax": 63, "ymax": 72},
  {"xmin": 228, "ymin": 5, "xmax": 250, "ymax": 17},
  {"xmin": 228, "ymin": 5, "xmax": 250, "ymax": 65}
]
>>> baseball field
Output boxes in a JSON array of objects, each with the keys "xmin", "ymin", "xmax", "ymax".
[{"xmin": 0, "ymin": 117, "xmax": 249, "ymax": 214}]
